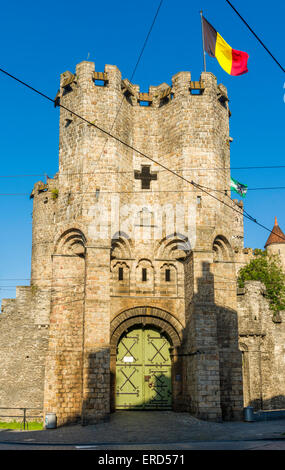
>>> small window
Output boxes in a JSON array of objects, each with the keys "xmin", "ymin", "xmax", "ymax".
[
  {"xmin": 94, "ymin": 79, "xmax": 106, "ymax": 87},
  {"xmin": 138, "ymin": 99, "xmax": 152, "ymax": 107},
  {"xmin": 118, "ymin": 267, "xmax": 124, "ymax": 281},
  {"xmin": 142, "ymin": 268, "xmax": 147, "ymax": 282},
  {"xmin": 165, "ymin": 269, "xmax": 171, "ymax": 282},
  {"xmin": 190, "ymin": 89, "xmax": 203, "ymax": 95},
  {"xmin": 124, "ymin": 91, "xmax": 133, "ymax": 105},
  {"xmin": 62, "ymin": 84, "xmax": 73, "ymax": 96},
  {"xmin": 159, "ymin": 95, "xmax": 172, "ymax": 107},
  {"xmin": 65, "ymin": 118, "xmax": 72, "ymax": 128}
]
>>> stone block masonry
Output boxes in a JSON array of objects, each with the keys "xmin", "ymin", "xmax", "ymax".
[
  {"xmin": 0, "ymin": 287, "xmax": 49, "ymax": 411},
  {"xmin": 1, "ymin": 60, "xmax": 282, "ymax": 426}
]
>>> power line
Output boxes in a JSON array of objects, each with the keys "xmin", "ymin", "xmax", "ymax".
[
  {"xmin": 0, "ymin": 276, "xmax": 86, "ymax": 281},
  {"xmin": 0, "ymin": 273, "xmax": 248, "ymax": 283},
  {"xmin": 129, "ymin": 0, "xmax": 164, "ymax": 82},
  {"xmin": 0, "ymin": 65, "xmax": 284, "ymax": 244},
  {"xmin": 225, "ymin": 0, "xmax": 285, "ymax": 73},
  {"xmin": 96, "ymin": 0, "xmax": 164, "ymax": 164},
  {"xmin": 0, "ymin": 66, "xmax": 55, "ymax": 103},
  {"xmin": 0, "ymin": 271, "xmax": 248, "ymax": 287},
  {"xmin": 198, "ymin": 184, "xmax": 285, "ymax": 193},
  {"xmin": 3, "ymin": 164, "xmax": 285, "ymax": 178},
  {"xmin": 0, "ymin": 174, "xmax": 45, "ymax": 178},
  {"xmin": 3, "ymin": 186, "xmax": 285, "ymax": 196},
  {"xmin": 0, "ymin": 188, "xmax": 280, "ymax": 244}
]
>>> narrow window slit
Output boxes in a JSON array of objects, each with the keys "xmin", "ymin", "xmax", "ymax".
[
  {"xmin": 165, "ymin": 269, "xmax": 171, "ymax": 282},
  {"xmin": 118, "ymin": 267, "xmax": 124, "ymax": 281}
]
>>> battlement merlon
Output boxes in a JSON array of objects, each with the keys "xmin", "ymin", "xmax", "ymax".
[
  {"xmin": 56, "ymin": 60, "xmax": 232, "ymax": 202},
  {"xmin": 30, "ymin": 175, "xmax": 58, "ymax": 199},
  {"xmin": 55, "ymin": 60, "xmax": 229, "ymax": 107}
]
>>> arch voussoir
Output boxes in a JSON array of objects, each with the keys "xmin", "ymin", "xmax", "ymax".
[{"xmin": 110, "ymin": 306, "xmax": 183, "ymax": 353}]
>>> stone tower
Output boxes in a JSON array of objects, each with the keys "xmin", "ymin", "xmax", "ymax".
[
  {"xmin": 264, "ymin": 217, "xmax": 285, "ymax": 270},
  {"xmin": 1, "ymin": 61, "xmax": 246, "ymax": 425}
]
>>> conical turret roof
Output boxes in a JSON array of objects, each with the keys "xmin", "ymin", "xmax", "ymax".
[{"xmin": 264, "ymin": 217, "xmax": 285, "ymax": 247}]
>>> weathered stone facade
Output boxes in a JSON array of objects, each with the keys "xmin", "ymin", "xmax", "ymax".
[
  {"xmin": 1, "ymin": 61, "xmax": 285, "ymax": 425},
  {"xmin": 238, "ymin": 281, "xmax": 285, "ymax": 410},
  {"xmin": 0, "ymin": 287, "xmax": 49, "ymax": 411}
]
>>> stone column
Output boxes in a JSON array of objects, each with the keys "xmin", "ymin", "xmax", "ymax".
[
  {"xmin": 43, "ymin": 252, "xmax": 85, "ymax": 426},
  {"xmin": 81, "ymin": 245, "xmax": 111, "ymax": 424},
  {"xmin": 185, "ymin": 252, "xmax": 222, "ymax": 421}
]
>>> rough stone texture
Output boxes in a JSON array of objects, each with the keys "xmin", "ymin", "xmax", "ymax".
[
  {"xmin": 1, "ymin": 60, "xmax": 283, "ymax": 426},
  {"xmin": 0, "ymin": 287, "xmax": 49, "ymax": 415},
  {"xmin": 238, "ymin": 281, "xmax": 285, "ymax": 411},
  {"xmin": 266, "ymin": 239, "xmax": 285, "ymax": 272}
]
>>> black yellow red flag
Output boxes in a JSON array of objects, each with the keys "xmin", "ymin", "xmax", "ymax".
[{"xmin": 202, "ymin": 16, "xmax": 249, "ymax": 76}]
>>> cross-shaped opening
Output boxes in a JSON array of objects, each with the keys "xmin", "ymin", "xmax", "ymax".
[{"xmin": 134, "ymin": 165, "xmax": 157, "ymax": 189}]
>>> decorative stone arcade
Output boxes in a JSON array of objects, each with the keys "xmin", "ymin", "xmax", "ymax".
[{"xmin": 0, "ymin": 60, "xmax": 249, "ymax": 426}]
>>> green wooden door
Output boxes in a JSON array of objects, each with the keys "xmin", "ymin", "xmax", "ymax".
[{"xmin": 116, "ymin": 326, "xmax": 172, "ymax": 409}]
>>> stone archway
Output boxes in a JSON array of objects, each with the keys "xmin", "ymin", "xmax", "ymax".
[{"xmin": 110, "ymin": 306, "xmax": 184, "ymax": 412}]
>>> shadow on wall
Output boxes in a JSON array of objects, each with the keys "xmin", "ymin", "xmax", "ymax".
[
  {"xmin": 43, "ymin": 254, "xmax": 285, "ymax": 426},
  {"xmin": 80, "ymin": 348, "xmax": 172, "ymax": 426},
  {"xmin": 113, "ymin": 325, "xmax": 172, "ymax": 412},
  {"xmin": 45, "ymin": 258, "xmax": 285, "ymax": 426},
  {"xmin": 79, "ymin": 259, "xmax": 243, "ymax": 425},
  {"xmin": 80, "ymin": 348, "xmax": 111, "ymax": 426},
  {"xmin": 59, "ymin": 259, "xmax": 242, "ymax": 425},
  {"xmin": 115, "ymin": 372, "xmax": 172, "ymax": 411},
  {"xmin": 181, "ymin": 259, "xmax": 244, "ymax": 421},
  {"xmin": 248, "ymin": 396, "xmax": 285, "ymax": 412}
]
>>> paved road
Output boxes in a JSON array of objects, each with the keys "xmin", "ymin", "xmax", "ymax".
[
  {"xmin": 1, "ymin": 439, "xmax": 285, "ymax": 451},
  {"xmin": 0, "ymin": 411, "xmax": 284, "ymax": 451}
]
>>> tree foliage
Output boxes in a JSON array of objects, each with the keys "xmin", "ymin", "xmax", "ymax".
[{"xmin": 238, "ymin": 249, "xmax": 285, "ymax": 313}]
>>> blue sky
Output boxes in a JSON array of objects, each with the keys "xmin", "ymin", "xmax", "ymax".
[{"xmin": 0, "ymin": 0, "xmax": 284, "ymax": 304}]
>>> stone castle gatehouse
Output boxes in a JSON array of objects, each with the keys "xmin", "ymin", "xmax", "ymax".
[{"xmin": 1, "ymin": 61, "xmax": 285, "ymax": 426}]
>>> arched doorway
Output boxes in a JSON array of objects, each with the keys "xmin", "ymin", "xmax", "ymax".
[
  {"xmin": 110, "ymin": 306, "xmax": 184, "ymax": 412},
  {"xmin": 116, "ymin": 326, "xmax": 172, "ymax": 410}
]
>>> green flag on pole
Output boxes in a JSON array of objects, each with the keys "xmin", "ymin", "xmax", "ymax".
[{"xmin": 230, "ymin": 177, "xmax": 248, "ymax": 198}]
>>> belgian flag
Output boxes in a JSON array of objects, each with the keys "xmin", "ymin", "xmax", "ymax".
[{"xmin": 202, "ymin": 15, "xmax": 249, "ymax": 76}]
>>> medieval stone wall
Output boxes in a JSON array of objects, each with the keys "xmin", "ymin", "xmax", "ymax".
[
  {"xmin": 0, "ymin": 287, "xmax": 49, "ymax": 413},
  {"xmin": 238, "ymin": 280, "xmax": 285, "ymax": 410},
  {"xmin": 0, "ymin": 60, "xmax": 260, "ymax": 425},
  {"xmin": 42, "ymin": 61, "xmax": 245, "ymax": 424}
]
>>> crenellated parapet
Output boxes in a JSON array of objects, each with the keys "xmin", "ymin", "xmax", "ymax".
[
  {"xmin": 54, "ymin": 61, "xmax": 230, "ymax": 113},
  {"xmin": 53, "ymin": 60, "xmax": 233, "ymax": 223}
]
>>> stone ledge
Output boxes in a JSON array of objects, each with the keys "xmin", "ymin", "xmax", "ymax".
[{"xmin": 254, "ymin": 409, "xmax": 285, "ymax": 421}]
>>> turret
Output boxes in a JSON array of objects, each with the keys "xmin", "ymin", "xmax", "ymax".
[{"xmin": 265, "ymin": 216, "xmax": 285, "ymax": 270}]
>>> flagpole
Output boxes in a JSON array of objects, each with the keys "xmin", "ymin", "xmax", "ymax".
[{"xmin": 200, "ymin": 10, "xmax": 207, "ymax": 72}]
